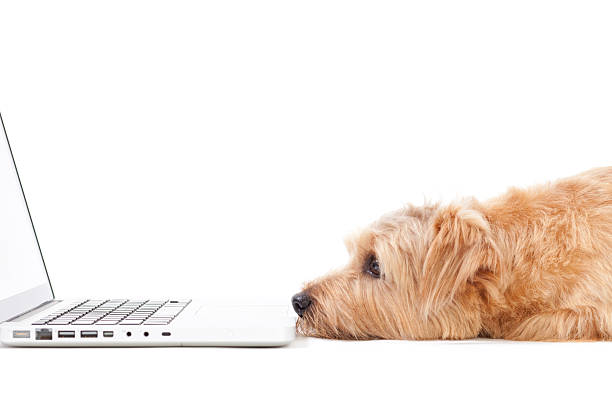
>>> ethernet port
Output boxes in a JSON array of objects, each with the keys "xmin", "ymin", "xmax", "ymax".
[{"xmin": 35, "ymin": 328, "xmax": 52, "ymax": 340}]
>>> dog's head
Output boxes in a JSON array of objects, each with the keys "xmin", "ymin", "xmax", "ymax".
[{"xmin": 293, "ymin": 201, "xmax": 499, "ymax": 340}]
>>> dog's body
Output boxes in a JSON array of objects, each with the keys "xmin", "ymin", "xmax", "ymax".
[{"xmin": 294, "ymin": 167, "xmax": 612, "ymax": 341}]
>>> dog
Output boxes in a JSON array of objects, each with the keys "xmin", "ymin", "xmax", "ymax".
[{"xmin": 292, "ymin": 167, "xmax": 612, "ymax": 341}]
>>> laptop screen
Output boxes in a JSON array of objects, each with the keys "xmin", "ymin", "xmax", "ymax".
[{"xmin": 0, "ymin": 114, "xmax": 53, "ymax": 322}]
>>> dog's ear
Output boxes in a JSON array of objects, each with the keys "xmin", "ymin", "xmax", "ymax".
[{"xmin": 420, "ymin": 202, "xmax": 495, "ymax": 317}]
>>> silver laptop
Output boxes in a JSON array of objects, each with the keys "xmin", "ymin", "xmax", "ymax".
[{"xmin": 0, "ymin": 114, "xmax": 295, "ymax": 347}]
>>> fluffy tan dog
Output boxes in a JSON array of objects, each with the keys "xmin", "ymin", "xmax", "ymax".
[{"xmin": 292, "ymin": 167, "xmax": 612, "ymax": 341}]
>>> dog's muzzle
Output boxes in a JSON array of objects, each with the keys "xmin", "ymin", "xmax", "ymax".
[{"xmin": 291, "ymin": 291, "xmax": 312, "ymax": 317}]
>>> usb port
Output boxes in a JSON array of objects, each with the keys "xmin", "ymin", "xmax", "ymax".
[
  {"xmin": 80, "ymin": 330, "xmax": 98, "ymax": 338},
  {"xmin": 103, "ymin": 331, "xmax": 114, "ymax": 338},
  {"xmin": 58, "ymin": 331, "xmax": 76, "ymax": 338},
  {"xmin": 161, "ymin": 332, "xmax": 171, "ymax": 337},
  {"xmin": 35, "ymin": 328, "xmax": 52, "ymax": 340}
]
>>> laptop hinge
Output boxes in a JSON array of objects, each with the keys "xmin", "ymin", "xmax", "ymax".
[{"xmin": 6, "ymin": 299, "xmax": 59, "ymax": 322}]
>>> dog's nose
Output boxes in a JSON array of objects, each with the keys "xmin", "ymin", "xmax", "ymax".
[{"xmin": 291, "ymin": 292, "xmax": 312, "ymax": 317}]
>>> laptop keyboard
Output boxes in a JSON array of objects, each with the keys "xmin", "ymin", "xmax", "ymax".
[{"xmin": 32, "ymin": 299, "xmax": 191, "ymax": 326}]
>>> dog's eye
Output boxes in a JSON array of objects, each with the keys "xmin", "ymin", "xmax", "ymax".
[{"xmin": 365, "ymin": 255, "xmax": 381, "ymax": 278}]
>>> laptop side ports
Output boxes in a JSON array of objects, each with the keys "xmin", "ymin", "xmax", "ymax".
[{"xmin": 80, "ymin": 330, "xmax": 98, "ymax": 338}]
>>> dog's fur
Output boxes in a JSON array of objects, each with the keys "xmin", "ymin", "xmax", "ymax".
[{"xmin": 296, "ymin": 167, "xmax": 612, "ymax": 341}]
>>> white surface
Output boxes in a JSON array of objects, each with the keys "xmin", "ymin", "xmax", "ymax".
[
  {"xmin": 1, "ymin": 338, "xmax": 611, "ymax": 407},
  {"xmin": 1, "ymin": 0, "xmax": 612, "ymax": 407}
]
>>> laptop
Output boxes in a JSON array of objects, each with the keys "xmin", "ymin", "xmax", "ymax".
[{"xmin": 0, "ymin": 113, "xmax": 295, "ymax": 347}]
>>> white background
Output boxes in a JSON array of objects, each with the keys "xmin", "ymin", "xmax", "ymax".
[{"xmin": 1, "ymin": 0, "xmax": 611, "ymax": 407}]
